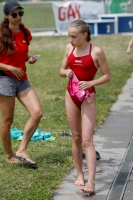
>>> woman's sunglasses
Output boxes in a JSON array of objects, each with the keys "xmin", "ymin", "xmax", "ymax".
[{"xmin": 9, "ymin": 11, "xmax": 24, "ymax": 18}]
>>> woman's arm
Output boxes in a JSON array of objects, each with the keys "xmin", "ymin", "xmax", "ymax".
[
  {"xmin": 0, "ymin": 62, "xmax": 12, "ymax": 71},
  {"xmin": 0, "ymin": 62, "xmax": 24, "ymax": 80}
]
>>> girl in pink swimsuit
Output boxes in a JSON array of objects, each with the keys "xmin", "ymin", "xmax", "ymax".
[{"xmin": 60, "ymin": 19, "xmax": 111, "ymax": 194}]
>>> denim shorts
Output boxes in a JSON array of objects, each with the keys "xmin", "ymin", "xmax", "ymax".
[{"xmin": 0, "ymin": 76, "xmax": 32, "ymax": 96}]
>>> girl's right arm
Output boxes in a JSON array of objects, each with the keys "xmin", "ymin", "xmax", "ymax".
[{"xmin": 60, "ymin": 44, "xmax": 73, "ymax": 78}]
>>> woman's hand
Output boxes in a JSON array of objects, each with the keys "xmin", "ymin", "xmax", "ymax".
[
  {"xmin": 10, "ymin": 66, "xmax": 25, "ymax": 80},
  {"xmin": 64, "ymin": 69, "xmax": 73, "ymax": 78},
  {"xmin": 26, "ymin": 55, "xmax": 39, "ymax": 64},
  {"xmin": 78, "ymin": 81, "xmax": 93, "ymax": 90}
]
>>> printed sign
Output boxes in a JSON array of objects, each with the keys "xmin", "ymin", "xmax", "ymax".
[{"xmin": 52, "ymin": 1, "xmax": 105, "ymax": 34}]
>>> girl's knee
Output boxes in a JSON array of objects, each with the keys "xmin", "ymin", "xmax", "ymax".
[
  {"xmin": 72, "ymin": 133, "xmax": 82, "ymax": 144},
  {"xmin": 82, "ymin": 138, "xmax": 93, "ymax": 148}
]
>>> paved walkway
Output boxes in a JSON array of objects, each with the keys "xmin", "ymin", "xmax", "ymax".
[{"xmin": 53, "ymin": 72, "xmax": 133, "ymax": 200}]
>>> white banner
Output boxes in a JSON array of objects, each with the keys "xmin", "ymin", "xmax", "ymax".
[{"xmin": 52, "ymin": 1, "xmax": 105, "ymax": 34}]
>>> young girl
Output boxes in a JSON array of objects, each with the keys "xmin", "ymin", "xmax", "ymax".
[{"xmin": 60, "ymin": 19, "xmax": 111, "ymax": 194}]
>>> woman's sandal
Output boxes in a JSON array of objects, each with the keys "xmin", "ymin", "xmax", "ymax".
[
  {"xmin": 15, "ymin": 155, "xmax": 37, "ymax": 168},
  {"xmin": 81, "ymin": 180, "xmax": 95, "ymax": 194}
]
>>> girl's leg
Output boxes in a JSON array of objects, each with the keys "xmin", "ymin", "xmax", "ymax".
[
  {"xmin": 0, "ymin": 95, "xmax": 18, "ymax": 162},
  {"xmin": 16, "ymin": 87, "xmax": 43, "ymax": 163},
  {"xmin": 81, "ymin": 93, "xmax": 96, "ymax": 193},
  {"xmin": 65, "ymin": 91, "xmax": 84, "ymax": 186}
]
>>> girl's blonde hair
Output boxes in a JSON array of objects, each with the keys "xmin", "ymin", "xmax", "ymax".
[{"xmin": 69, "ymin": 19, "xmax": 91, "ymax": 42}]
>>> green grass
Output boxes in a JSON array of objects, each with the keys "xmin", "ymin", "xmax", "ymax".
[{"xmin": 0, "ymin": 34, "xmax": 133, "ymax": 199}]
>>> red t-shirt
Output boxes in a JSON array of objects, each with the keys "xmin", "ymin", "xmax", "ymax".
[{"xmin": 0, "ymin": 28, "xmax": 32, "ymax": 80}]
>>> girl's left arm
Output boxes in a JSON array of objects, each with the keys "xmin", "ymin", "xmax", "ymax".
[{"xmin": 91, "ymin": 46, "xmax": 111, "ymax": 87}]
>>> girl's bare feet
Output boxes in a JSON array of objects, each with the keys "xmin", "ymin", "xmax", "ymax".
[
  {"xmin": 81, "ymin": 180, "xmax": 95, "ymax": 194},
  {"xmin": 75, "ymin": 173, "xmax": 85, "ymax": 186}
]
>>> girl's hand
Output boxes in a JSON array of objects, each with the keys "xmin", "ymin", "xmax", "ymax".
[
  {"xmin": 64, "ymin": 69, "xmax": 73, "ymax": 78},
  {"xmin": 10, "ymin": 66, "xmax": 24, "ymax": 80},
  {"xmin": 78, "ymin": 81, "xmax": 93, "ymax": 90}
]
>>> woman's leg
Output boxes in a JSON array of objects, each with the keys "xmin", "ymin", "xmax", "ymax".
[
  {"xmin": 81, "ymin": 93, "xmax": 96, "ymax": 193},
  {"xmin": 0, "ymin": 95, "xmax": 18, "ymax": 162},
  {"xmin": 16, "ymin": 87, "xmax": 43, "ymax": 163},
  {"xmin": 65, "ymin": 91, "xmax": 84, "ymax": 186}
]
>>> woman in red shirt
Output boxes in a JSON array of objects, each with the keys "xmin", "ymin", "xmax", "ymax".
[
  {"xmin": 0, "ymin": 1, "xmax": 42, "ymax": 168},
  {"xmin": 60, "ymin": 19, "xmax": 111, "ymax": 194}
]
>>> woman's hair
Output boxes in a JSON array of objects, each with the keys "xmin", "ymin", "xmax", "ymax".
[
  {"xmin": 69, "ymin": 19, "xmax": 91, "ymax": 42},
  {"xmin": 0, "ymin": 18, "xmax": 30, "ymax": 55}
]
